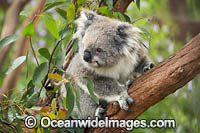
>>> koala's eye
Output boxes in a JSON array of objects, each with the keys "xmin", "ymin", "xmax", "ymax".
[{"xmin": 96, "ymin": 48, "xmax": 103, "ymax": 53}]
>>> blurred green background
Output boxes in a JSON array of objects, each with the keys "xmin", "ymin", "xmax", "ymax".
[{"xmin": 0, "ymin": 0, "xmax": 199, "ymax": 132}]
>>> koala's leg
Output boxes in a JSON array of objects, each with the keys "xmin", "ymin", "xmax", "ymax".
[
  {"xmin": 117, "ymin": 91, "xmax": 134, "ymax": 111},
  {"xmin": 94, "ymin": 106, "xmax": 105, "ymax": 118},
  {"xmin": 94, "ymin": 99, "xmax": 108, "ymax": 118},
  {"xmin": 73, "ymin": 89, "xmax": 98, "ymax": 119},
  {"xmin": 93, "ymin": 77, "xmax": 134, "ymax": 112}
]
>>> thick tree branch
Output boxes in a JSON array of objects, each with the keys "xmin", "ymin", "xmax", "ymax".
[
  {"xmin": 0, "ymin": 0, "xmax": 10, "ymax": 9},
  {"xmin": 88, "ymin": 33, "xmax": 200, "ymax": 133}
]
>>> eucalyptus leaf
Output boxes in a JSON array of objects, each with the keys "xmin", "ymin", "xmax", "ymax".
[
  {"xmin": 19, "ymin": 10, "xmax": 30, "ymax": 17},
  {"xmin": 43, "ymin": 15, "xmax": 59, "ymax": 40},
  {"xmin": 66, "ymin": 83, "xmax": 75, "ymax": 115},
  {"xmin": 55, "ymin": 8, "xmax": 67, "ymax": 20},
  {"xmin": 22, "ymin": 22, "xmax": 34, "ymax": 36},
  {"xmin": 43, "ymin": 1, "xmax": 65, "ymax": 12},
  {"xmin": 136, "ymin": 0, "xmax": 140, "ymax": 10},
  {"xmin": 83, "ymin": 77, "xmax": 99, "ymax": 104},
  {"xmin": 97, "ymin": 6, "xmax": 112, "ymax": 17},
  {"xmin": 32, "ymin": 62, "xmax": 48, "ymax": 85},
  {"xmin": 0, "ymin": 34, "xmax": 19, "ymax": 49},
  {"xmin": 25, "ymin": 91, "xmax": 40, "ymax": 107},
  {"xmin": 38, "ymin": 48, "xmax": 51, "ymax": 60},
  {"xmin": 6, "ymin": 56, "xmax": 26, "ymax": 75},
  {"xmin": 55, "ymin": 44, "xmax": 65, "ymax": 68},
  {"xmin": 77, "ymin": 0, "xmax": 84, "ymax": 5},
  {"xmin": 104, "ymin": 0, "xmax": 113, "ymax": 10},
  {"xmin": 75, "ymin": 84, "xmax": 81, "ymax": 112},
  {"xmin": 26, "ymin": 51, "xmax": 29, "ymax": 78},
  {"xmin": 66, "ymin": 4, "xmax": 75, "ymax": 23}
]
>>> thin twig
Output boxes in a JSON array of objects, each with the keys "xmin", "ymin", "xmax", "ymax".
[
  {"xmin": 48, "ymin": 40, "xmax": 61, "ymax": 72},
  {"xmin": 29, "ymin": 37, "xmax": 39, "ymax": 66},
  {"xmin": 65, "ymin": 39, "xmax": 74, "ymax": 55},
  {"xmin": 132, "ymin": 17, "xmax": 146, "ymax": 24}
]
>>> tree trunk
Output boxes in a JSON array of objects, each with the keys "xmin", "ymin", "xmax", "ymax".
[
  {"xmin": 168, "ymin": 0, "xmax": 200, "ymax": 41},
  {"xmin": 0, "ymin": 0, "xmax": 46, "ymax": 99},
  {"xmin": 0, "ymin": 0, "xmax": 30, "ymax": 73},
  {"xmin": 88, "ymin": 33, "xmax": 200, "ymax": 133}
]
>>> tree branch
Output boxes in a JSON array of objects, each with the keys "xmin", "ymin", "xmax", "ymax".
[{"xmin": 88, "ymin": 33, "xmax": 200, "ymax": 133}]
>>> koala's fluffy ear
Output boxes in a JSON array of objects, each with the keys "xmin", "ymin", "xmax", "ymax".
[{"xmin": 73, "ymin": 9, "xmax": 96, "ymax": 39}]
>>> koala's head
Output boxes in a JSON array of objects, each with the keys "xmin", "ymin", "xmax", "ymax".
[{"xmin": 74, "ymin": 9, "xmax": 151, "ymax": 79}]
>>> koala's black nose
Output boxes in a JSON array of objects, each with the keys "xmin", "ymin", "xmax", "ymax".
[{"xmin": 83, "ymin": 50, "xmax": 92, "ymax": 62}]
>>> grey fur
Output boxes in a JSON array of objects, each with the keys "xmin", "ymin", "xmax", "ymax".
[{"xmin": 66, "ymin": 9, "xmax": 153, "ymax": 119}]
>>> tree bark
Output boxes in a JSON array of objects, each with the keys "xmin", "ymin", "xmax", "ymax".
[
  {"xmin": 0, "ymin": 0, "xmax": 46, "ymax": 99},
  {"xmin": 168, "ymin": 0, "xmax": 200, "ymax": 41},
  {"xmin": 88, "ymin": 33, "xmax": 200, "ymax": 133},
  {"xmin": 0, "ymin": 0, "xmax": 30, "ymax": 73},
  {"xmin": 0, "ymin": 0, "xmax": 10, "ymax": 9}
]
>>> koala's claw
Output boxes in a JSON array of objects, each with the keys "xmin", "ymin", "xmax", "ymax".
[
  {"xmin": 118, "ymin": 95, "xmax": 134, "ymax": 111},
  {"xmin": 126, "ymin": 80, "xmax": 134, "ymax": 88},
  {"xmin": 143, "ymin": 63, "xmax": 154, "ymax": 72},
  {"xmin": 95, "ymin": 106, "xmax": 105, "ymax": 118}
]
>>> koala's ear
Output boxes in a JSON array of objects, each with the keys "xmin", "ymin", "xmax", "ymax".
[
  {"xmin": 81, "ymin": 9, "xmax": 96, "ymax": 20},
  {"xmin": 73, "ymin": 9, "xmax": 96, "ymax": 39}
]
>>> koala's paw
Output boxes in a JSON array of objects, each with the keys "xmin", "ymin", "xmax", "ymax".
[
  {"xmin": 94, "ymin": 106, "xmax": 106, "ymax": 118},
  {"xmin": 143, "ymin": 63, "xmax": 154, "ymax": 72},
  {"xmin": 118, "ymin": 94, "xmax": 134, "ymax": 112},
  {"xmin": 126, "ymin": 80, "xmax": 134, "ymax": 88}
]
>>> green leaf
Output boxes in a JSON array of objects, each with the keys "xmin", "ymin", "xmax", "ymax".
[
  {"xmin": 43, "ymin": 15, "xmax": 59, "ymax": 40},
  {"xmin": 134, "ymin": 18, "xmax": 148, "ymax": 27},
  {"xmin": 59, "ymin": 27, "xmax": 71, "ymax": 40},
  {"xmin": 75, "ymin": 85, "xmax": 81, "ymax": 112},
  {"xmin": 32, "ymin": 62, "xmax": 48, "ymax": 85},
  {"xmin": 136, "ymin": 0, "xmax": 140, "ymax": 10},
  {"xmin": 104, "ymin": 0, "xmax": 113, "ymax": 10},
  {"xmin": 51, "ymin": 98, "xmax": 56, "ymax": 114},
  {"xmin": 55, "ymin": 44, "xmax": 65, "ymax": 68},
  {"xmin": 77, "ymin": 0, "xmax": 84, "ymax": 6},
  {"xmin": 66, "ymin": 83, "xmax": 75, "ymax": 115},
  {"xmin": 6, "ymin": 56, "xmax": 26, "ymax": 75},
  {"xmin": 21, "ymin": 80, "xmax": 35, "ymax": 101},
  {"xmin": 38, "ymin": 48, "xmax": 51, "ymax": 60},
  {"xmin": 40, "ymin": 87, "xmax": 47, "ymax": 100},
  {"xmin": 25, "ymin": 91, "xmax": 40, "ymax": 107},
  {"xmin": 72, "ymin": 39, "xmax": 78, "ymax": 53},
  {"xmin": 19, "ymin": 10, "xmax": 30, "ymax": 17},
  {"xmin": 66, "ymin": 4, "xmax": 75, "ymax": 23},
  {"xmin": 48, "ymin": 73, "xmax": 64, "ymax": 81},
  {"xmin": 98, "ymin": 6, "xmax": 112, "ymax": 17},
  {"xmin": 26, "ymin": 51, "xmax": 29, "ymax": 78},
  {"xmin": 113, "ymin": 12, "xmax": 131, "ymax": 22},
  {"xmin": 16, "ymin": 118, "xmax": 23, "ymax": 133},
  {"xmin": 55, "ymin": 8, "xmax": 67, "ymax": 20},
  {"xmin": 46, "ymin": 0, "xmax": 55, "ymax": 4},
  {"xmin": 0, "ymin": 34, "xmax": 19, "ymax": 49},
  {"xmin": 22, "ymin": 22, "xmax": 34, "ymax": 36},
  {"xmin": 43, "ymin": 1, "xmax": 65, "ymax": 12},
  {"xmin": 83, "ymin": 77, "xmax": 99, "ymax": 104}
]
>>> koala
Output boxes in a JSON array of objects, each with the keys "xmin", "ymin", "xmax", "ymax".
[{"xmin": 66, "ymin": 9, "xmax": 154, "ymax": 119}]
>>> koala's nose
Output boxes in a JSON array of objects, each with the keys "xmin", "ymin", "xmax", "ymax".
[{"xmin": 83, "ymin": 50, "xmax": 92, "ymax": 62}]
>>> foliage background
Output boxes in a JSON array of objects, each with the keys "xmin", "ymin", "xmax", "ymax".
[{"xmin": 0, "ymin": 0, "xmax": 199, "ymax": 132}]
